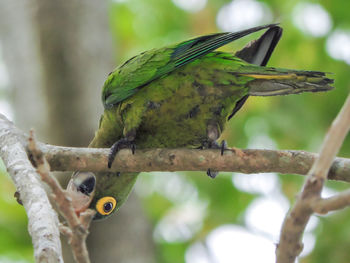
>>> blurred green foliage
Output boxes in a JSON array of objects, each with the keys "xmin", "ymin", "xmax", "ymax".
[
  {"xmin": 0, "ymin": 160, "xmax": 33, "ymax": 262},
  {"xmin": 108, "ymin": 0, "xmax": 350, "ymax": 262},
  {"xmin": 1, "ymin": 0, "xmax": 350, "ymax": 262}
]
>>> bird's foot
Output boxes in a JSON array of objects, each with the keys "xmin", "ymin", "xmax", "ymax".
[
  {"xmin": 14, "ymin": 191, "xmax": 23, "ymax": 205},
  {"xmin": 220, "ymin": 140, "xmax": 227, "ymax": 156},
  {"xmin": 207, "ymin": 168, "xmax": 218, "ymax": 179},
  {"xmin": 108, "ymin": 138, "xmax": 136, "ymax": 168},
  {"xmin": 202, "ymin": 140, "xmax": 228, "ymax": 179}
]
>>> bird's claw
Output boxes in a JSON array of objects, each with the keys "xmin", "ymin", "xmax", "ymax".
[
  {"xmin": 108, "ymin": 138, "xmax": 136, "ymax": 168},
  {"xmin": 220, "ymin": 140, "xmax": 227, "ymax": 156},
  {"xmin": 14, "ymin": 191, "xmax": 23, "ymax": 205},
  {"xmin": 202, "ymin": 140, "xmax": 227, "ymax": 179},
  {"xmin": 207, "ymin": 168, "xmax": 218, "ymax": 179}
]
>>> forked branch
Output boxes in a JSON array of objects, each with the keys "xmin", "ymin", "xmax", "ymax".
[{"xmin": 276, "ymin": 94, "xmax": 350, "ymax": 263}]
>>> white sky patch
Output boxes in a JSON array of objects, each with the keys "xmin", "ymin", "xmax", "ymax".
[
  {"xmin": 135, "ymin": 172, "xmax": 199, "ymax": 203},
  {"xmin": 292, "ymin": 2, "xmax": 332, "ymax": 37},
  {"xmin": 245, "ymin": 195, "xmax": 289, "ymax": 241},
  {"xmin": 111, "ymin": 0, "xmax": 127, "ymax": 3},
  {"xmin": 136, "ymin": 173, "xmax": 208, "ymax": 243},
  {"xmin": 244, "ymin": 197, "xmax": 318, "ymax": 256},
  {"xmin": 244, "ymin": 116, "xmax": 269, "ymax": 137},
  {"xmin": 205, "ymin": 225, "xmax": 276, "ymax": 263},
  {"xmin": 244, "ymin": 116, "xmax": 277, "ymax": 149},
  {"xmin": 0, "ymin": 257, "xmax": 28, "ymax": 263},
  {"xmin": 185, "ymin": 242, "xmax": 212, "ymax": 263},
  {"xmin": 232, "ymin": 172, "xmax": 280, "ymax": 195},
  {"xmin": 0, "ymin": 61, "xmax": 9, "ymax": 88},
  {"xmin": 0, "ymin": 42, "xmax": 9, "ymax": 89},
  {"xmin": 247, "ymin": 133, "xmax": 277, "ymax": 149},
  {"xmin": 154, "ymin": 200, "xmax": 208, "ymax": 243},
  {"xmin": 0, "ymin": 100, "xmax": 13, "ymax": 121},
  {"xmin": 317, "ymin": 186, "xmax": 339, "ymax": 217},
  {"xmin": 321, "ymin": 186, "xmax": 338, "ymax": 198},
  {"xmin": 305, "ymin": 216, "xmax": 319, "ymax": 233},
  {"xmin": 172, "ymin": 0, "xmax": 207, "ymax": 13},
  {"xmin": 134, "ymin": 173, "xmax": 154, "ymax": 197},
  {"xmin": 300, "ymin": 232, "xmax": 316, "ymax": 257},
  {"xmin": 216, "ymin": 0, "xmax": 272, "ymax": 32},
  {"xmin": 326, "ymin": 29, "xmax": 350, "ymax": 65},
  {"xmin": 0, "ymin": 43, "xmax": 12, "ymax": 120},
  {"xmin": 186, "ymin": 215, "xmax": 317, "ymax": 262}
]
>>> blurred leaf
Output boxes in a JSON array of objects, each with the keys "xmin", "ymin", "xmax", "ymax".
[{"xmin": 0, "ymin": 160, "xmax": 33, "ymax": 262}]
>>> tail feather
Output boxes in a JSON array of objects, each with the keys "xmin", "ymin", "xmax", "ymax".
[
  {"xmin": 244, "ymin": 70, "xmax": 334, "ymax": 96},
  {"xmin": 228, "ymin": 26, "xmax": 282, "ymax": 120},
  {"xmin": 235, "ymin": 26, "xmax": 282, "ymax": 67}
]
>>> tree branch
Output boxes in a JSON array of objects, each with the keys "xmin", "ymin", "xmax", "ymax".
[
  {"xmin": 40, "ymin": 144, "xmax": 350, "ymax": 181},
  {"xmin": 312, "ymin": 189, "xmax": 350, "ymax": 214},
  {"xmin": 1, "ymin": 113, "xmax": 349, "ymax": 182},
  {"xmin": 276, "ymin": 94, "xmax": 350, "ymax": 263},
  {"xmin": 0, "ymin": 115, "xmax": 63, "ymax": 262}
]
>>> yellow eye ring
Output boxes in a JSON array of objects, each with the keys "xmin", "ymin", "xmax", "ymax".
[{"xmin": 96, "ymin": 197, "xmax": 117, "ymax": 215}]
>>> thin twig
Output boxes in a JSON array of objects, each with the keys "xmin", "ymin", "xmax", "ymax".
[
  {"xmin": 276, "ymin": 94, "xmax": 350, "ymax": 263},
  {"xmin": 310, "ymin": 94, "xmax": 350, "ymax": 181},
  {"xmin": 28, "ymin": 130, "xmax": 95, "ymax": 263},
  {"xmin": 312, "ymin": 189, "xmax": 350, "ymax": 214}
]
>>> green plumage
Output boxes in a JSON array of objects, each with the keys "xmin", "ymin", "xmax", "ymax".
[{"xmin": 70, "ymin": 25, "xmax": 333, "ymax": 220}]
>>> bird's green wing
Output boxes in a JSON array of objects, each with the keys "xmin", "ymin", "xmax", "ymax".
[{"xmin": 102, "ymin": 24, "xmax": 278, "ymax": 108}]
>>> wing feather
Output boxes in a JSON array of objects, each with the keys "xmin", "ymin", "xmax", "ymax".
[{"xmin": 103, "ymin": 24, "xmax": 278, "ymax": 108}]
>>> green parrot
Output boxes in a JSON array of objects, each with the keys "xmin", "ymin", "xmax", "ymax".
[{"xmin": 66, "ymin": 24, "xmax": 333, "ymax": 220}]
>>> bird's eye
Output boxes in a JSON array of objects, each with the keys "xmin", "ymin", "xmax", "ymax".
[{"xmin": 96, "ymin": 197, "xmax": 117, "ymax": 215}]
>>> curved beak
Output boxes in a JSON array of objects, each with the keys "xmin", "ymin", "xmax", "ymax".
[{"xmin": 66, "ymin": 172, "xmax": 96, "ymax": 216}]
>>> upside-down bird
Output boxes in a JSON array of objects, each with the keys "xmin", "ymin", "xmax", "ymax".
[{"xmin": 66, "ymin": 24, "xmax": 333, "ymax": 220}]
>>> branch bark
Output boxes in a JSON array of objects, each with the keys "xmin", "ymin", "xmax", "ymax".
[
  {"xmin": 0, "ymin": 111, "xmax": 349, "ymax": 181},
  {"xmin": 276, "ymin": 94, "xmax": 350, "ymax": 263},
  {"xmin": 40, "ymin": 145, "xmax": 350, "ymax": 181},
  {"xmin": 312, "ymin": 189, "xmax": 350, "ymax": 214},
  {"xmin": 0, "ymin": 116, "xmax": 63, "ymax": 262}
]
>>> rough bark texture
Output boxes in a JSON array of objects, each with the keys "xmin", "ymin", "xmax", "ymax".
[
  {"xmin": 0, "ymin": 115, "xmax": 63, "ymax": 263},
  {"xmin": 39, "ymin": 144, "xmax": 350, "ymax": 182},
  {"xmin": 2, "ymin": 115, "xmax": 350, "ymax": 182}
]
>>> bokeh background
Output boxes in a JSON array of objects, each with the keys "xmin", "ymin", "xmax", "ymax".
[{"xmin": 0, "ymin": 0, "xmax": 349, "ymax": 262}]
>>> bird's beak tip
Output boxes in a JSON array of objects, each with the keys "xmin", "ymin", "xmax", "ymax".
[{"xmin": 66, "ymin": 172, "xmax": 96, "ymax": 215}]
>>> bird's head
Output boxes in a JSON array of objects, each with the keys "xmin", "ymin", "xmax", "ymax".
[{"xmin": 66, "ymin": 171, "xmax": 138, "ymax": 220}]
